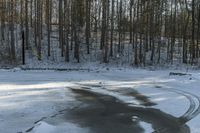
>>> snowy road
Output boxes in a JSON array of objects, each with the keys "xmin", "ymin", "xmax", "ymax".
[{"xmin": 0, "ymin": 69, "xmax": 200, "ymax": 133}]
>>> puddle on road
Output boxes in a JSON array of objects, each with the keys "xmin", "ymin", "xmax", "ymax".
[
  {"xmin": 65, "ymin": 88, "xmax": 190, "ymax": 133},
  {"xmin": 30, "ymin": 87, "xmax": 190, "ymax": 133}
]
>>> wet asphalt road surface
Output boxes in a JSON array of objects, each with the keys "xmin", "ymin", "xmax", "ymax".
[
  {"xmin": 27, "ymin": 85, "xmax": 200, "ymax": 133},
  {"xmin": 64, "ymin": 87, "xmax": 191, "ymax": 133}
]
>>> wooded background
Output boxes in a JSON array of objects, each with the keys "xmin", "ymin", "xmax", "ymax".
[{"xmin": 0, "ymin": 0, "xmax": 200, "ymax": 66}]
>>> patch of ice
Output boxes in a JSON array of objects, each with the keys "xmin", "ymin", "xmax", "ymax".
[
  {"xmin": 140, "ymin": 121, "xmax": 153, "ymax": 133},
  {"xmin": 31, "ymin": 122, "xmax": 55, "ymax": 133},
  {"xmin": 31, "ymin": 121, "xmax": 90, "ymax": 133}
]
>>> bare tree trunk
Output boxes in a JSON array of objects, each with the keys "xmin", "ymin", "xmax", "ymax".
[
  {"xmin": 25, "ymin": 0, "xmax": 29, "ymax": 50},
  {"xmin": 85, "ymin": 0, "xmax": 91, "ymax": 54},
  {"xmin": 110, "ymin": 0, "xmax": 114, "ymax": 57},
  {"xmin": 10, "ymin": 0, "xmax": 16, "ymax": 62},
  {"xmin": 46, "ymin": 0, "xmax": 51, "ymax": 57},
  {"xmin": 64, "ymin": 0, "xmax": 70, "ymax": 62}
]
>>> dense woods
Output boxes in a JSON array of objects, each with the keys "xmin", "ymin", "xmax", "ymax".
[{"xmin": 0, "ymin": 0, "xmax": 200, "ymax": 66}]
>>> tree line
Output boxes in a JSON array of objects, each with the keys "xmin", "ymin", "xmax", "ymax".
[{"xmin": 0, "ymin": 0, "xmax": 200, "ymax": 66}]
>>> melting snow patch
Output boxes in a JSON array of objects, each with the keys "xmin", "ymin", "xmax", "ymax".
[
  {"xmin": 140, "ymin": 121, "xmax": 153, "ymax": 133},
  {"xmin": 31, "ymin": 122, "xmax": 55, "ymax": 133},
  {"xmin": 31, "ymin": 121, "xmax": 90, "ymax": 133}
]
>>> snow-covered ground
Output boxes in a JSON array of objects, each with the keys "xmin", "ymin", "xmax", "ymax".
[{"xmin": 0, "ymin": 68, "xmax": 200, "ymax": 133}]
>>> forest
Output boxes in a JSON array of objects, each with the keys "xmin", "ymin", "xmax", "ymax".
[{"xmin": 0, "ymin": 0, "xmax": 200, "ymax": 67}]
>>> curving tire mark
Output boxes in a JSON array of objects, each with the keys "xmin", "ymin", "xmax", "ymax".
[
  {"xmin": 157, "ymin": 87, "xmax": 200, "ymax": 123},
  {"xmin": 150, "ymin": 87, "xmax": 200, "ymax": 133}
]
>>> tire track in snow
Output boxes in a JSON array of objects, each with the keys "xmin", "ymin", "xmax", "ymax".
[{"xmin": 156, "ymin": 87, "xmax": 200, "ymax": 123}]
